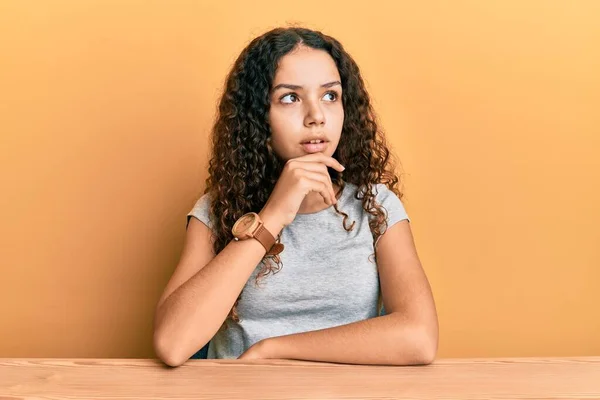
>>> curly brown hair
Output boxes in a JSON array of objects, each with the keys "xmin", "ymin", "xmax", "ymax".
[{"xmin": 202, "ymin": 27, "xmax": 405, "ymax": 330}]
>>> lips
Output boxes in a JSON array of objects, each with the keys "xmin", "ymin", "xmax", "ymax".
[
  {"xmin": 301, "ymin": 137, "xmax": 328, "ymax": 145},
  {"xmin": 301, "ymin": 140, "xmax": 329, "ymax": 153}
]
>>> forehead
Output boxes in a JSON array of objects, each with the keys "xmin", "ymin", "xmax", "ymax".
[{"xmin": 273, "ymin": 46, "xmax": 340, "ymax": 85}]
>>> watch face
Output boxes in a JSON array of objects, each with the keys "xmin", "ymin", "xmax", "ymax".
[
  {"xmin": 233, "ymin": 213, "xmax": 257, "ymax": 237},
  {"xmin": 238, "ymin": 214, "xmax": 255, "ymax": 231}
]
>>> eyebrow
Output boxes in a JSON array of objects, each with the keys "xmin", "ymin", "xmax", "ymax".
[{"xmin": 271, "ymin": 80, "xmax": 342, "ymax": 92}]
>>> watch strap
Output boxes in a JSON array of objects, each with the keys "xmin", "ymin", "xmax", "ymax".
[{"xmin": 254, "ymin": 223, "xmax": 276, "ymax": 253}]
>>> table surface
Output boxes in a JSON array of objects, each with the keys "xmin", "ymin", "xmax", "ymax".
[{"xmin": 1, "ymin": 357, "xmax": 600, "ymax": 399}]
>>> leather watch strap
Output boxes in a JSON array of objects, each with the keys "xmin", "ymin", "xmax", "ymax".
[{"xmin": 254, "ymin": 223, "xmax": 276, "ymax": 253}]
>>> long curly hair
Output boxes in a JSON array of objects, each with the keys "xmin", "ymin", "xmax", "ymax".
[{"xmin": 203, "ymin": 27, "xmax": 404, "ymax": 330}]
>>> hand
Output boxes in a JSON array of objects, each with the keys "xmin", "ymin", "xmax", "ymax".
[
  {"xmin": 237, "ymin": 339, "xmax": 271, "ymax": 360},
  {"xmin": 260, "ymin": 152, "xmax": 345, "ymax": 230}
]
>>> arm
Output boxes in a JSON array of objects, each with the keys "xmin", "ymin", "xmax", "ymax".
[
  {"xmin": 248, "ymin": 220, "xmax": 439, "ymax": 366},
  {"xmin": 156, "ymin": 155, "xmax": 345, "ymax": 367},
  {"xmin": 153, "ymin": 210, "xmax": 283, "ymax": 367}
]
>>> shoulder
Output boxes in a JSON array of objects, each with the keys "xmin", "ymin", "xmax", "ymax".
[
  {"xmin": 370, "ymin": 183, "xmax": 411, "ymax": 226},
  {"xmin": 372, "ymin": 183, "xmax": 399, "ymax": 203},
  {"xmin": 342, "ymin": 182, "xmax": 410, "ymax": 225},
  {"xmin": 186, "ymin": 192, "xmax": 214, "ymax": 230}
]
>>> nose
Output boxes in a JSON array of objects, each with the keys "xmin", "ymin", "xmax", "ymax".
[{"xmin": 304, "ymin": 100, "xmax": 325, "ymax": 127}]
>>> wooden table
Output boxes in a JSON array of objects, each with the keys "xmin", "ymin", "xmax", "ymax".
[{"xmin": 1, "ymin": 357, "xmax": 599, "ymax": 399}]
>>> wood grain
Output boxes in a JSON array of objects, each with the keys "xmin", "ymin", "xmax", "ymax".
[{"xmin": 1, "ymin": 357, "xmax": 599, "ymax": 399}]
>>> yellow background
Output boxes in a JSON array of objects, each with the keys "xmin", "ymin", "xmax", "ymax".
[{"xmin": 1, "ymin": 0, "xmax": 598, "ymax": 358}]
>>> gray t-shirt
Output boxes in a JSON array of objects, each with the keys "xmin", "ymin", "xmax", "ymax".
[{"xmin": 186, "ymin": 182, "xmax": 410, "ymax": 359}]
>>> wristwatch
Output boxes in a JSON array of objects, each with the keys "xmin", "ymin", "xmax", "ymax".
[{"xmin": 232, "ymin": 212, "xmax": 284, "ymax": 256}]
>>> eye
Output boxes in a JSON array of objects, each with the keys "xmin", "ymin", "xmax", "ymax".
[
  {"xmin": 323, "ymin": 91, "xmax": 339, "ymax": 102},
  {"xmin": 280, "ymin": 93, "xmax": 299, "ymax": 104}
]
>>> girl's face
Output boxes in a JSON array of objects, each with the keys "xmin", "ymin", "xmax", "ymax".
[{"xmin": 268, "ymin": 45, "xmax": 344, "ymax": 162}]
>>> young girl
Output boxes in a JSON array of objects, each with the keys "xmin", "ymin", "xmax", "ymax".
[{"xmin": 153, "ymin": 27, "xmax": 439, "ymax": 367}]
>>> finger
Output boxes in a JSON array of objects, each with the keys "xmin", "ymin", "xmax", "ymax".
[
  {"xmin": 298, "ymin": 168, "xmax": 336, "ymax": 204},
  {"xmin": 291, "ymin": 162, "xmax": 336, "ymax": 200},
  {"xmin": 294, "ymin": 152, "xmax": 345, "ymax": 172},
  {"xmin": 288, "ymin": 161, "xmax": 336, "ymax": 201},
  {"xmin": 298, "ymin": 170, "xmax": 336, "ymax": 205}
]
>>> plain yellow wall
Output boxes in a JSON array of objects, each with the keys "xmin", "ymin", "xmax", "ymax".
[{"xmin": 1, "ymin": 0, "xmax": 598, "ymax": 358}]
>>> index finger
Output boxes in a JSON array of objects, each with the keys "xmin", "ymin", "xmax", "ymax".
[{"xmin": 294, "ymin": 152, "xmax": 345, "ymax": 172}]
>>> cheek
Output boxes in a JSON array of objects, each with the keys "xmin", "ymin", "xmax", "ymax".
[
  {"xmin": 268, "ymin": 109, "xmax": 286, "ymax": 136},
  {"xmin": 269, "ymin": 108, "xmax": 301, "ymax": 139},
  {"xmin": 325, "ymin": 101, "xmax": 343, "ymax": 120},
  {"xmin": 328, "ymin": 106, "xmax": 345, "ymax": 132},
  {"xmin": 268, "ymin": 109, "xmax": 295, "ymax": 158}
]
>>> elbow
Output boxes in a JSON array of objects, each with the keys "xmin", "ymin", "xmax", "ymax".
[
  {"xmin": 396, "ymin": 321, "xmax": 438, "ymax": 366},
  {"xmin": 153, "ymin": 330, "xmax": 188, "ymax": 368},
  {"xmin": 414, "ymin": 324, "xmax": 438, "ymax": 365},
  {"xmin": 415, "ymin": 342, "xmax": 437, "ymax": 365}
]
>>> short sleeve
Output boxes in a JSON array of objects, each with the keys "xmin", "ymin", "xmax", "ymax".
[
  {"xmin": 186, "ymin": 194, "xmax": 213, "ymax": 231},
  {"xmin": 372, "ymin": 183, "xmax": 410, "ymax": 246}
]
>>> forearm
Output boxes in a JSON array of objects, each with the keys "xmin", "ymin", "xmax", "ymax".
[
  {"xmin": 154, "ymin": 212, "xmax": 283, "ymax": 366},
  {"xmin": 264, "ymin": 313, "xmax": 437, "ymax": 366}
]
